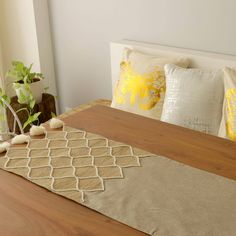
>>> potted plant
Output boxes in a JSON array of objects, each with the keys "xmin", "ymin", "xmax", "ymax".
[
  {"xmin": 0, "ymin": 61, "xmax": 45, "ymax": 133},
  {"xmin": 0, "ymin": 60, "xmax": 57, "ymax": 135},
  {"xmin": 6, "ymin": 61, "xmax": 44, "ymax": 104},
  {"xmin": 0, "ymin": 87, "xmax": 41, "ymax": 133}
]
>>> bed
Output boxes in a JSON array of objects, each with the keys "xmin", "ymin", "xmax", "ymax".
[{"xmin": 0, "ymin": 41, "xmax": 236, "ymax": 236}]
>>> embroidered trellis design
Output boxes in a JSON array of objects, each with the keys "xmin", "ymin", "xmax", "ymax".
[{"xmin": 0, "ymin": 126, "xmax": 152, "ymax": 203}]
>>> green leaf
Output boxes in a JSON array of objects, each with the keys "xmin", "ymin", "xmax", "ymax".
[
  {"xmin": 24, "ymin": 83, "xmax": 31, "ymax": 91},
  {"xmin": 23, "ymin": 116, "xmax": 33, "ymax": 129},
  {"xmin": 29, "ymin": 99, "xmax": 35, "ymax": 109},
  {"xmin": 23, "ymin": 112, "xmax": 41, "ymax": 129},
  {"xmin": 28, "ymin": 63, "xmax": 33, "ymax": 73},
  {"xmin": 2, "ymin": 95, "xmax": 10, "ymax": 104},
  {"xmin": 0, "ymin": 88, "xmax": 3, "ymax": 96},
  {"xmin": 12, "ymin": 61, "xmax": 23, "ymax": 67},
  {"xmin": 44, "ymin": 86, "xmax": 49, "ymax": 92},
  {"xmin": 23, "ymin": 75, "xmax": 28, "ymax": 84},
  {"xmin": 51, "ymin": 112, "xmax": 56, "ymax": 118},
  {"xmin": 18, "ymin": 90, "xmax": 27, "ymax": 104},
  {"xmin": 6, "ymin": 60, "xmax": 44, "ymax": 84},
  {"xmin": 33, "ymin": 112, "xmax": 41, "ymax": 119},
  {"xmin": 35, "ymin": 73, "xmax": 44, "ymax": 79},
  {"xmin": 0, "ymin": 113, "xmax": 5, "ymax": 121},
  {"xmin": 0, "ymin": 89, "xmax": 10, "ymax": 108},
  {"xmin": 13, "ymin": 83, "xmax": 20, "ymax": 89}
]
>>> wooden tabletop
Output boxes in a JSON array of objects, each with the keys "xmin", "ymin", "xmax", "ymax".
[
  {"xmin": 63, "ymin": 105, "xmax": 236, "ymax": 181},
  {"xmin": 0, "ymin": 105, "xmax": 236, "ymax": 236}
]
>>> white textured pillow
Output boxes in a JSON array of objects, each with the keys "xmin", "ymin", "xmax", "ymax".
[{"xmin": 161, "ymin": 64, "xmax": 224, "ymax": 135}]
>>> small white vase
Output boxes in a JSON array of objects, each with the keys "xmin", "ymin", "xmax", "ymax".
[{"xmin": 14, "ymin": 79, "xmax": 44, "ymax": 104}]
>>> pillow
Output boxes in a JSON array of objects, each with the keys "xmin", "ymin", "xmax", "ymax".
[
  {"xmin": 218, "ymin": 67, "xmax": 236, "ymax": 141},
  {"xmin": 161, "ymin": 64, "xmax": 224, "ymax": 135},
  {"xmin": 111, "ymin": 49, "xmax": 190, "ymax": 119}
]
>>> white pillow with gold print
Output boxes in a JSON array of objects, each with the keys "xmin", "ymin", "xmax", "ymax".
[
  {"xmin": 161, "ymin": 64, "xmax": 224, "ymax": 135},
  {"xmin": 218, "ymin": 67, "xmax": 236, "ymax": 141},
  {"xmin": 111, "ymin": 49, "xmax": 190, "ymax": 119}
]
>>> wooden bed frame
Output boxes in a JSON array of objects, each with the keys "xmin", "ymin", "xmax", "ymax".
[
  {"xmin": 110, "ymin": 40, "xmax": 236, "ymax": 92},
  {"xmin": 0, "ymin": 105, "xmax": 235, "ymax": 235}
]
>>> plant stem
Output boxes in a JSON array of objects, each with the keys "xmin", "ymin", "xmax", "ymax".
[{"xmin": 0, "ymin": 96, "xmax": 24, "ymax": 134}]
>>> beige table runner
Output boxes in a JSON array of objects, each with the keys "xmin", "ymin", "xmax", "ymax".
[{"xmin": 0, "ymin": 125, "xmax": 236, "ymax": 236}]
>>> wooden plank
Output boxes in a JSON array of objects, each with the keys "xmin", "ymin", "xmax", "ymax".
[
  {"xmin": 0, "ymin": 169, "xmax": 146, "ymax": 236},
  {"xmin": 63, "ymin": 105, "xmax": 236, "ymax": 181}
]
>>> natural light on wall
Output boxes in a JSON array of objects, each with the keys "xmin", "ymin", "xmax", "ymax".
[
  {"xmin": 0, "ymin": 40, "xmax": 8, "ymax": 139},
  {"xmin": 0, "ymin": 0, "xmax": 57, "ymax": 140}
]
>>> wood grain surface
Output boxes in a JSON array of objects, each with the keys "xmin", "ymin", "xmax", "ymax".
[
  {"xmin": 0, "ymin": 104, "xmax": 236, "ymax": 236},
  {"xmin": 0, "ymin": 168, "xmax": 146, "ymax": 236},
  {"xmin": 63, "ymin": 105, "xmax": 236, "ymax": 181}
]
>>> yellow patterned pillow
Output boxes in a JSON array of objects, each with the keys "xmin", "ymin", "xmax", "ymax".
[
  {"xmin": 111, "ymin": 49, "xmax": 190, "ymax": 119},
  {"xmin": 218, "ymin": 67, "xmax": 236, "ymax": 141}
]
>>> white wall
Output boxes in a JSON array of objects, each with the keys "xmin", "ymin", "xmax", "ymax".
[
  {"xmin": 0, "ymin": 0, "xmax": 40, "ymax": 77},
  {"xmin": 0, "ymin": 40, "xmax": 8, "ymax": 136},
  {"xmin": 0, "ymin": 40, "xmax": 4, "ymax": 81},
  {"xmin": 48, "ymin": 0, "xmax": 236, "ymax": 112},
  {"xmin": 0, "ymin": 0, "xmax": 57, "ymax": 98},
  {"xmin": 32, "ymin": 0, "xmax": 57, "ymax": 97}
]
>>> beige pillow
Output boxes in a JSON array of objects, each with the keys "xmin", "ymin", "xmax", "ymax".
[
  {"xmin": 218, "ymin": 67, "xmax": 236, "ymax": 141},
  {"xmin": 161, "ymin": 64, "xmax": 224, "ymax": 135},
  {"xmin": 111, "ymin": 49, "xmax": 190, "ymax": 119}
]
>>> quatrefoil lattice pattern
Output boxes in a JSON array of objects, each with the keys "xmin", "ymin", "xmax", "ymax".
[{"xmin": 0, "ymin": 126, "xmax": 152, "ymax": 202}]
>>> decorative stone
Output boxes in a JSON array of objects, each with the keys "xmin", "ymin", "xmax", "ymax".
[
  {"xmin": 11, "ymin": 134, "xmax": 30, "ymax": 145},
  {"xmin": 0, "ymin": 142, "xmax": 10, "ymax": 153},
  {"xmin": 50, "ymin": 118, "xmax": 64, "ymax": 129},
  {"xmin": 30, "ymin": 125, "xmax": 46, "ymax": 136}
]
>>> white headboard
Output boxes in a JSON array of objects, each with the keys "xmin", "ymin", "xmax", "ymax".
[{"xmin": 110, "ymin": 40, "xmax": 236, "ymax": 93}]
